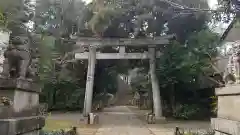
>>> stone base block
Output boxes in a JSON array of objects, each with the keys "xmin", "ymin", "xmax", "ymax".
[
  {"xmin": 79, "ymin": 115, "xmax": 88, "ymax": 124},
  {"xmin": 216, "ymin": 85, "xmax": 240, "ymax": 121},
  {"xmin": 0, "ymin": 104, "xmax": 47, "ymax": 119},
  {"xmin": 0, "ymin": 89, "xmax": 39, "ymax": 113},
  {"xmin": 88, "ymin": 113, "xmax": 99, "ymax": 125},
  {"xmin": 216, "ymin": 84, "xmax": 240, "ymax": 96},
  {"xmin": 145, "ymin": 113, "xmax": 156, "ymax": 124},
  {"xmin": 0, "ymin": 78, "xmax": 41, "ymax": 112},
  {"xmin": 0, "ymin": 116, "xmax": 45, "ymax": 135},
  {"xmin": 0, "ymin": 77, "xmax": 40, "ymax": 93},
  {"xmin": 211, "ymin": 118, "xmax": 240, "ymax": 135}
]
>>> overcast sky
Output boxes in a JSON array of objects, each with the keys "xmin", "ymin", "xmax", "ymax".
[
  {"xmin": 208, "ymin": 0, "xmax": 218, "ymax": 9},
  {"xmin": 83, "ymin": 0, "xmax": 92, "ymax": 4}
]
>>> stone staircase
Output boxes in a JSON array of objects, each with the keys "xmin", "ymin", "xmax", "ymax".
[{"xmin": 113, "ymin": 76, "xmax": 133, "ymax": 105}]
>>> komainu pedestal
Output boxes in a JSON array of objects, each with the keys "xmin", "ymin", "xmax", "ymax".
[
  {"xmin": 211, "ymin": 85, "xmax": 240, "ymax": 135},
  {"xmin": 0, "ymin": 77, "xmax": 45, "ymax": 135}
]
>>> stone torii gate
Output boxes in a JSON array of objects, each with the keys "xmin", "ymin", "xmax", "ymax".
[{"xmin": 74, "ymin": 35, "xmax": 175, "ymax": 118}]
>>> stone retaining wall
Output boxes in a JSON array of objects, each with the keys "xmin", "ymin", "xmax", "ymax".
[{"xmin": 211, "ymin": 85, "xmax": 240, "ymax": 135}]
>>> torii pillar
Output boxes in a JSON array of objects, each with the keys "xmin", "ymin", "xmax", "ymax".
[{"xmin": 83, "ymin": 46, "xmax": 96, "ymax": 117}]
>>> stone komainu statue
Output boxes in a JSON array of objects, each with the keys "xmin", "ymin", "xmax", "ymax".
[
  {"xmin": 0, "ymin": 3, "xmax": 38, "ymax": 80},
  {"xmin": 224, "ymin": 45, "xmax": 240, "ymax": 84},
  {"xmin": 1, "ymin": 35, "xmax": 37, "ymax": 80}
]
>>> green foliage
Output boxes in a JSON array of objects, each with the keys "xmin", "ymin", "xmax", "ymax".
[
  {"xmin": 175, "ymin": 126, "xmax": 214, "ymax": 135},
  {"xmin": 88, "ymin": 6, "xmax": 123, "ymax": 35},
  {"xmin": 40, "ymin": 130, "xmax": 64, "ymax": 135},
  {"xmin": 210, "ymin": 96, "xmax": 217, "ymax": 115},
  {"xmin": 173, "ymin": 104, "xmax": 200, "ymax": 119},
  {"xmin": 0, "ymin": 11, "xmax": 8, "ymax": 30},
  {"xmin": 39, "ymin": 35, "xmax": 55, "ymax": 82},
  {"xmin": 157, "ymin": 29, "xmax": 220, "ymax": 88},
  {"xmin": 130, "ymin": 69, "xmax": 151, "ymax": 92},
  {"xmin": 35, "ymin": 0, "xmax": 122, "ymax": 110},
  {"xmin": 38, "ymin": 34, "xmax": 85, "ymax": 110},
  {"xmin": 0, "ymin": 0, "xmax": 26, "ymax": 31},
  {"xmin": 182, "ymin": 130, "xmax": 215, "ymax": 135},
  {"xmin": 41, "ymin": 81, "xmax": 85, "ymax": 111},
  {"xmin": 154, "ymin": 29, "xmax": 220, "ymax": 119},
  {"xmin": 94, "ymin": 62, "xmax": 118, "ymax": 94},
  {"xmin": 35, "ymin": 0, "xmax": 88, "ymax": 36},
  {"xmin": 86, "ymin": 0, "xmax": 210, "ymax": 39}
]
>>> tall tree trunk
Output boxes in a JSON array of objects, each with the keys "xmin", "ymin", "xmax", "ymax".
[
  {"xmin": 149, "ymin": 47, "xmax": 163, "ymax": 118},
  {"xmin": 48, "ymin": 89, "xmax": 56, "ymax": 109},
  {"xmin": 170, "ymin": 84, "xmax": 176, "ymax": 115},
  {"xmin": 52, "ymin": 89, "xmax": 57, "ymax": 106}
]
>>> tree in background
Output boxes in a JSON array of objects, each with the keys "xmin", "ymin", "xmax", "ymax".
[{"xmin": 34, "ymin": 0, "xmax": 89, "ymax": 110}]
